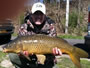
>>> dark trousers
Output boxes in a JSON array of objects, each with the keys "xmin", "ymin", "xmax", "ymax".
[{"xmin": 9, "ymin": 53, "xmax": 55, "ymax": 68}]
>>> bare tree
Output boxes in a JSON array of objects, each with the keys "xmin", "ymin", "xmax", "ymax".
[{"xmin": 65, "ymin": 0, "xmax": 70, "ymax": 34}]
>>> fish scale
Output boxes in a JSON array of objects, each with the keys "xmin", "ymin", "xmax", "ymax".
[{"xmin": 3, "ymin": 34, "xmax": 89, "ymax": 68}]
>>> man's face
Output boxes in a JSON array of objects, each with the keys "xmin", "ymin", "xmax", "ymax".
[{"xmin": 31, "ymin": 11, "xmax": 45, "ymax": 25}]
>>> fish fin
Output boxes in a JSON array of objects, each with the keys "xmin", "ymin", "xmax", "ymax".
[
  {"xmin": 36, "ymin": 54, "xmax": 46, "ymax": 64},
  {"xmin": 70, "ymin": 53, "xmax": 81, "ymax": 68},
  {"xmin": 75, "ymin": 47, "xmax": 89, "ymax": 58},
  {"xmin": 20, "ymin": 51, "xmax": 31, "ymax": 61},
  {"xmin": 69, "ymin": 47, "xmax": 89, "ymax": 68}
]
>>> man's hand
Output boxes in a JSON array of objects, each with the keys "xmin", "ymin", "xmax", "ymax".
[
  {"xmin": 23, "ymin": 51, "xmax": 29, "ymax": 56},
  {"xmin": 52, "ymin": 47, "xmax": 62, "ymax": 56},
  {"xmin": 18, "ymin": 51, "xmax": 30, "ymax": 57}
]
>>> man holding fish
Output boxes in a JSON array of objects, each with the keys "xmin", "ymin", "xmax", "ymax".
[{"xmin": 9, "ymin": 2, "xmax": 62, "ymax": 68}]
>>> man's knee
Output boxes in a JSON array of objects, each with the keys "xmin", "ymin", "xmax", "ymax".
[{"xmin": 8, "ymin": 53, "xmax": 22, "ymax": 67}]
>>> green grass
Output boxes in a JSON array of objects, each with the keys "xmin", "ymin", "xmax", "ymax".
[
  {"xmin": 12, "ymin": 33, "xmax": 18, "ymax": 37},
  {"xmin": 0, "ymin": 66, "xmax": 5, "ymax": 68},
  {"xmin": 0, "ymin": 51, "xmax": 7, "ymax": 68},
  {"xmin": 56, "ymin": 57, "xmax": 90, "ymax": 68},
  {"xmin": 0, "ymin": 51, "xmax": 7, "ymax": 62},
  {"xmin": 57, "ymin": 57, "xmax": 76, "ymax": 68},
  {"xmin": 0, "ymin": 66, "xmax": 6, "ymax": 68},
  {"xmin": 12, "ymin": 33, "xmax": 84, "ymax": 39},
  {"xmin": 58, "ymin": 34, "xmax": 84, "ymax": 39},
  {"xmin": 81, "ymin": 59, "xmax": 90, "ymax": 68}
]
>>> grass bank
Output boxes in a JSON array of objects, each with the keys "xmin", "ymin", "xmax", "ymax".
[
  {"xmin": 12, "ymin": 33, "xmax": 84, "ymax": 39},
  {"xmin": 56, "ymin": 57, "xmax": 90, "ymax": 68},
  {"xmin": 58, "ymin": 34, "xmax": 84, "ymax": 39},
  {"xmin": 0, "ymin": 51, "xmax": 7, "ymax": 62}
]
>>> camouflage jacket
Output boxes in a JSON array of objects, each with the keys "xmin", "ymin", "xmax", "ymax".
[{"xmin": 18, "ymin": 15, "xmax": 57, "ymax": 37}]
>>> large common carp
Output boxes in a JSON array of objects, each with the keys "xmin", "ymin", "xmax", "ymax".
[{"xmin": 3, "ymin": 34, "xmax": 88, "ymax": 68}]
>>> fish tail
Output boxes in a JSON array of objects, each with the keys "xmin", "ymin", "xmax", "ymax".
[{"xmin": 69, "ymin": 47, "xmax": 89, "ymax": 68}]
